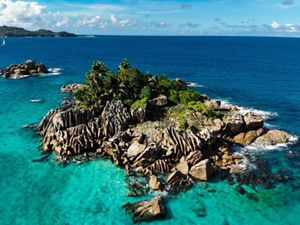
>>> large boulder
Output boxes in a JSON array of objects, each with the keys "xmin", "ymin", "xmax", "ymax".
[
  {"xmin": 175, "ymin": 157, "xmax": 189, "ymax": 175},
  {"xmin": 36, "ymin": 63, "xmax": 48, "ymax": 73},
  {"xmin": 233, "ymin": 128, "xmax": 267, "ymax": 146},
  {"xmin": 167, "ymin": 170, "xmax": 193, "ymax": 193},
  {"xmin": 224, "ymin": 113, "xmax": 245, "ymax": 135},
  {"xmin": 25, "ymin": 60, "xmax": 36, "ymax": 70},
  {"xmin": 149, "ymin": 175, "xmax": 162, "ymax": 191},
  {"xmin": 127, "ymin": 141, "xmax": 146, "ymax": 158},
  {"xmin": 207, "ymin": 118, "xmax": 224, "ymax": 133},
  {"xmin": 150, "ymin": 95, "xmax": 168, "ymax": 107},
  {"xmin": 175, "ymin": 78, "xmax": 191, "ymax": 86},
  {"xmin": 243, "ymin": 113, "xmax": 264, "ymax": 131},
  {"xmin": 131, "ymin": 104, "xmax": 147, "ymax": 122},
  {"xmin": 123, "ymin": 197, "xmax": 166, "ymax": 222},
  {"xmin": 255, "ymin": 129, "xmax": 293, "ymax": 145},
  {"xmin": 189, "ymin": 159, "xmax": 214, "ymax": 181},
  {"xmin": 204, "ymin": 100, "xmax": 221, "ymax": 110}
]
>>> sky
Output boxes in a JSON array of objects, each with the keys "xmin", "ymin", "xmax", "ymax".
[{"xmin": 0, "ymin": 0, "xmax": 300, "ymax": 36}]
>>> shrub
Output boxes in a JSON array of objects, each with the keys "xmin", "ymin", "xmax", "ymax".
[
  {"xmin": 139, "ymin": 86, "xmax": 152, "ymax": 99},
  {"xmin": 178, "ymin": 89, "xmax": 201, "ymax": 105},
  {"xmin": 130, "ymin": 97, "xmax": 148, "ymax": 111},
  {"xmin": 178, "ymin": 118, "xmax": 188, "ymax": 130}
]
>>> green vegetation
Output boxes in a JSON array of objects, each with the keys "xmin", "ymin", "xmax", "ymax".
[
  {"xmin": 131, "ymin": 98, "xmax": 148, "ymax": 111},
  {"xmin": 187, "ymin": 101, "xmax": 224, "ymax": 119},
  {"xmin": 74, "ymin": 59, "xmax": 223, "ymax": 129},
  {"xmin": 0, "ymin": 26, "xmax": 76, "ymax": 37},
  {"xmin": 74, "ymin": 59, "xmax": 196, "ymax": 109}
]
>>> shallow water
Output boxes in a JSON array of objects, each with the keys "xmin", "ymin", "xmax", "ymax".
[{"xmin": 0, "ymin": 36, "xmax": 299, "ymax": 225}]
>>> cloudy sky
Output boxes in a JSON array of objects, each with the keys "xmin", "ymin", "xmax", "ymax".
[{"xmin": 0, "ymin": 0, "xmax": 300, "ymax": 36}]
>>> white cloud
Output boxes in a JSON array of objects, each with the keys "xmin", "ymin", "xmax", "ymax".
[
  {"xmin": 119, "ymin": 19, "xmax": 130, "ymax": 27},
  {"xmin": 270, "ymin": 21, "xmax": 300, "ymax": 33},
  {"xmin": 79, "ymin": 16, "xmax": 101, "ymax": 27},
  {"xmin": 110, "ymin": 14, "xmax": 117, "ymax": 24},
  {"xmin": 271, "ymin": 21, "xmax": 280, "ymax": 29},
  {"xmin": 0, "ymin": 0, "xmax": 45, "ymax": 27},
  {"xmin": 109, "ymin": 14, "xmax": 132, "ymax": 27}
]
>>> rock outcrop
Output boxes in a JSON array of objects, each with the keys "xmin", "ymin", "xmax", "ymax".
[
  {"xmin": 61, "ymin": 83, "xmax": 82, "ymax": 93},
  {"xmin": 233, "ymin": 128, "xmax": 267, "ymax": 146},
  {"xmin": 1, "ymin": 60, "xmax": 49, "ymax": 79}
]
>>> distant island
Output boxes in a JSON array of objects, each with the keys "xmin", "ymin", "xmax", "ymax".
[{"xmin": 0, "ymin": 26, "xmax": 76, "ymax": 37}]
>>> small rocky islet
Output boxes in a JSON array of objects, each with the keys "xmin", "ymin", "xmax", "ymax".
[
  {"xmin": 34, "ymin": 59, "xmax": 295, "ymax": 222},
  {"xmin": 1, "ymin": 59, "xmax": 49, "ymax": 79}
]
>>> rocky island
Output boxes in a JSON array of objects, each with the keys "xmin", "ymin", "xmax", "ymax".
[
  {"xmin": 36, "ymin": 59, "xmax": 295, "ymax": 222},
  {"xmin": 0, "ymin": 26, "xmax": 76, "ymax": 37},
  {"xmin": 1, "ymin": 60, "xmax": 49, "ymax": 79}
]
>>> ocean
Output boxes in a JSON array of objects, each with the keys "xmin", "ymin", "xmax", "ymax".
[{"xmin": 0, "ymin": 36, "xmax": 299, "ymax": 225}]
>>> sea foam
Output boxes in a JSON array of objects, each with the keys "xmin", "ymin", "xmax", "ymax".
[
  {"xmin": 46, "ymin": 68, "xmax": 63, "ymax": 76},
  {"xmin": 188, "ymin": 82, "xmax": 204, "ymax": 88},
  {"xmin": 219, "ymin": 100, "xmax": 278, "ymax": 120}
]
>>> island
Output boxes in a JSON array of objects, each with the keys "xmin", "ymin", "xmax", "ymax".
[
  {"xmin": 1, "ymin": 60, "xmax": 49, "ymax": 79},
  {"xmin": 0, "ymin": 26, "xmax": 76, "ymax": 37},
  {"xmin": 36, "ymin": 59, "xmax": 295, "ymax": 222}
]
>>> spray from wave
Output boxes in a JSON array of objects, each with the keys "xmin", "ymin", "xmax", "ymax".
[
  {"xmin": 45, "ymin": 68, "xmax": 63, "ymax": 76},
  {"xmin": 219, "ymin": 99, "xmax": 278, "ymax": 120},
  {"xmin": 188, "ymin": 82, "xmax": 204, "ymax": 88}
]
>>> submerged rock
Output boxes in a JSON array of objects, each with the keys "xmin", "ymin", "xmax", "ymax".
[{"xmin": 123, "ymin": 197, "xmax": 166, "ymax": 222}]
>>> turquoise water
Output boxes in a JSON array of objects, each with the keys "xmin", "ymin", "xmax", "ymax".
[{"xmin": 0, "ymin": 36, "xmax": 299, "ymax": 225}]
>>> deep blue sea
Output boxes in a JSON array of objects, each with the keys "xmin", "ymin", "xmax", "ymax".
[{"xmin": 0, "ymin": 36, "xmax": 299, "ymax": 225}]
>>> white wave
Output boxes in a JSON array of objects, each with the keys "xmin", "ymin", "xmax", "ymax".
[
  {"xmin": 243, "ymin": 135, "xmax": 298, "ymax": 152},
  {"xmin": 30, "ymin": 99, "xmax": 42, "ymax": 103},
  {"xmin": 154, "ymin": 190, "xmax": 169, "ymax": 197},
  {"xmin": 47, "ymin": 67, "xmax": 62, "ymax": 76},
  {"xmin": 264, "ymin": 122, "xmax": 276, "ymax": 128},
  {"xmin": 238, "ymin": 106, "xmax": 278, "ymax": 120},
  {"xmin": 31, "ymin": 68, "xmax": 63, "ymax": 77},
  {"xmin": 219, "ymin": 99, "xmax": 278, "ymax": 120},
  {"xmin": 11, "ymin": 75, "xmax": 31, "ymax": 79},
  {"xmin": 227, "ymin": 152, "xmax": 257, "ymax": 173},
  {"xmin": 188, "ymin": 82, "xmax": 204, "ymax": 88}
]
